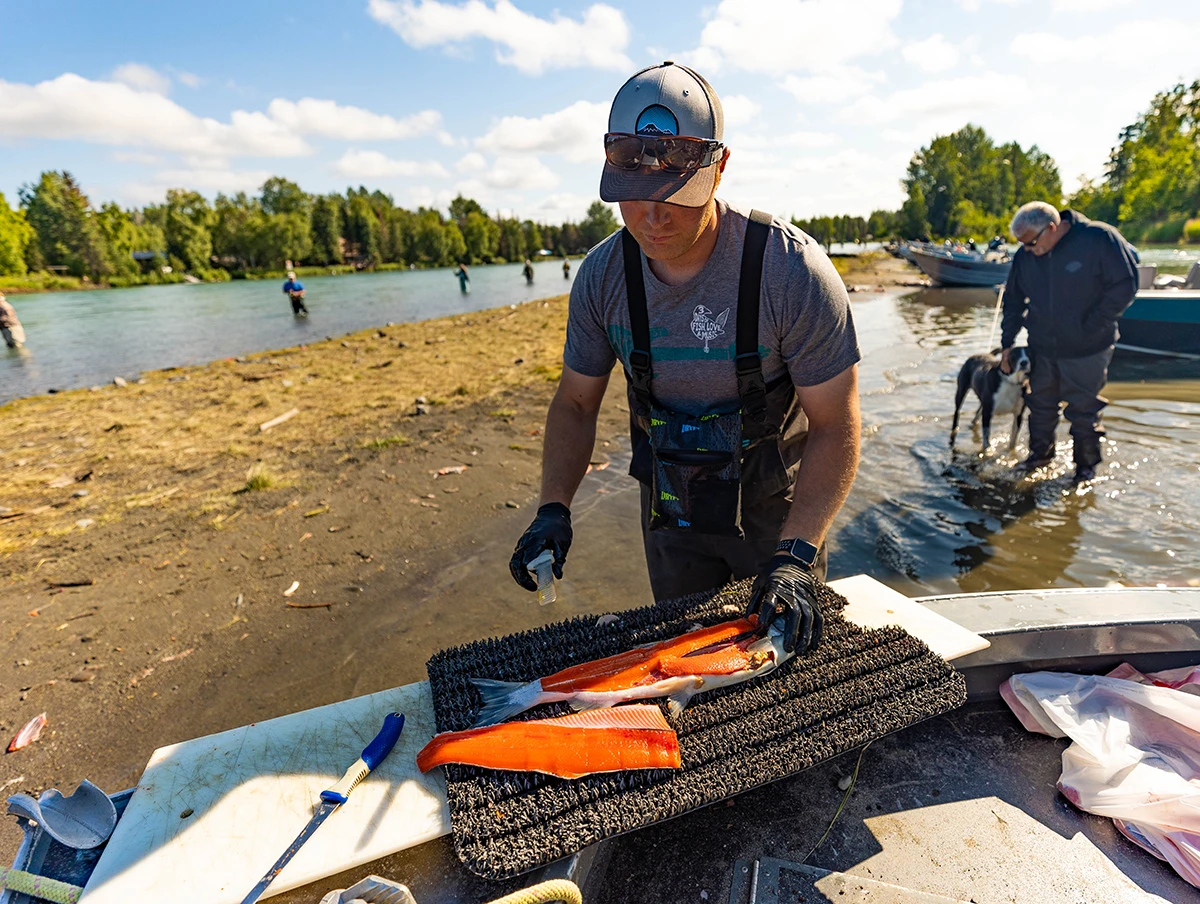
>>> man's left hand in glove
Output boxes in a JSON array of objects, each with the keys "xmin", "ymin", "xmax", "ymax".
[{"xmin": 746, "ymin": 555, "xmax": 824, "ymax": 654}]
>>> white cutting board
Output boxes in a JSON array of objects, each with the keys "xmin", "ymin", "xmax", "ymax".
[
  {"xmin": 830, "ymin": 574, "xmax": 990, "ymax": 662},
  {"xmin": 80, "ymin": 682, "xmax": 449, "ymax": 904},
  {"xmin": 80, "ymin": 576, "xmax": 985, "ymax": 903}
]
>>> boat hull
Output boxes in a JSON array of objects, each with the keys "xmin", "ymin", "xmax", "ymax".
[
  {"xmin": 907, "ymin": 248, "xmax": 1011, "ymax": 287},
  {"xmin": 1117, "ymin": 289, "xmax": 1200, "ymax": 358}
]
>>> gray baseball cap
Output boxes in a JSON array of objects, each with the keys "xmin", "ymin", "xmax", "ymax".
[{"xmin": 599, "ymin": 61, "xmax": 725, "ymax": 208}]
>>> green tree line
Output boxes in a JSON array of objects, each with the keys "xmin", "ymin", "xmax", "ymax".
[
  {"xmin": 800, "ymin": 124, "xmax": 1063, "ymax": 244},
  {"xmin": 0, "ymin": 174, "xmax": 622, "ymax": 282},
  {"xmin": 1069, "ymin": 80, "xmax": 1200, "ymax": 244}
]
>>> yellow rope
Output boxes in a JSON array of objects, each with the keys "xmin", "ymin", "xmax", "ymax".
[
  {"xmin": 485, "ymin": 879, "xmax": 583, "ymax": 904},
  {"xmin": 0, "ymin": 866, "xmax": 83, "ymax": 904}
]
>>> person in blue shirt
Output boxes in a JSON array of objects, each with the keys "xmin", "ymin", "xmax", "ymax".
[{"xmin": 282, "ymin": 271, "xmax": 308, "ymax": 315}]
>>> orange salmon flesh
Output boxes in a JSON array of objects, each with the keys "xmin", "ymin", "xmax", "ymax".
[
  {"xmin": 539, "ymin": 618, "xmax": 761, "ymax": 693},
  {"xmin": 416, "ymin": 705, "xmax": 682, "ymax": 779}
]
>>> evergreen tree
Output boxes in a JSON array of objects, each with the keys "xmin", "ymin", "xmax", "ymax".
[
  {"xmin": 0, "ymin": 192, "xmax": 34, "ymax": 276},
  {"xmin": 310, "ymin": 195, "xmax": 344, "ymax": 265},
  {"xmin": 20, "ymin": 171, "xmax": 112, "ymax": 277},
  {"xmin": 159, "ymin": 189, "xmax": 215, "ymax": 271},
  {"xmin": 578, "ymin": 201, "xmax": 619, "ymax": 249}
]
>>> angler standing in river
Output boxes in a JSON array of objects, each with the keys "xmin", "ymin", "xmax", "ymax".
[
  {"xmin": 0, "ymin": 293, "xmax": 25, "ymax": 349},
  {"xmin": 282, "ymin": 270, "xmax": 308, "ymax": 315}
]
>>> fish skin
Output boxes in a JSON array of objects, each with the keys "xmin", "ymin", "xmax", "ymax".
[
  {"xmin": 471, "ymin": 618, "xmax": 791, "ymax": 726},
  {"xmin": 417, "ymin": 705, "xmax": 681, "ymax": 779},
  {"xmin": 7, "ymin": 713, "xmax": 48, "ymax": 753}
]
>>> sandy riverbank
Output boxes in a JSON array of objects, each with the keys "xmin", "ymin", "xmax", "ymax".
[{"xmin": 0, "ymin": 251, "xmax": 920, "ymax": 864}]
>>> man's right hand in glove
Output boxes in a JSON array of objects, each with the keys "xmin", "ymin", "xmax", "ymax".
[{"xmin": 509, "ymin": 502, "xmax": 572, "ymax": 591}]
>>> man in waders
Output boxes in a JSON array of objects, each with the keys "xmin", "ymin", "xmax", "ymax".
[
  {"xmin": 282, "ymin": 271, "xmax": 308, "ymax": 315},
  {"xmin": 1001, "ymin": 201, "xmax": 1138, "ymax": 483},
  {"xmin": 509, "ymin": 62, "xmax": 861, "ymax": 654}
]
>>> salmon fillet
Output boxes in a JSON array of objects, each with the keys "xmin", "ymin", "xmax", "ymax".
[{"xmin": 417, "ymin": 704, "xmax": 681, "ymax": 779}]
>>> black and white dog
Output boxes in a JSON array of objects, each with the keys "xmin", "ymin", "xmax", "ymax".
[{"xmin": 950, "ymin": 347, "xmax": 1033, "ymax": 451}]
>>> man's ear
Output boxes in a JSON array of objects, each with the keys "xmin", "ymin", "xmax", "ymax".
[{"xmin": 718, "ymin": 148, "xmax": 731, "ymax": 174}]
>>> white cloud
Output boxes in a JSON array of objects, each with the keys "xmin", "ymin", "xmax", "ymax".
[
  {"xmin": 780, "ymin": 67, "xmax": 884, "ymax": 104},
  {"xmin": 695, "ymin": 0, "xmax": 902, "ymax": 76},
  {"xmin": 453, "ymin": 155, "xmax": 560, "ymax": 198},
  {"xmin": 111, "ymin": 63, "xmax": 171, "ymax": 95},
  {"xmin": 0, "ymin": 73, "xmax": 450, "ymax": 168},
  {"xmin": 120, "ymin": 168, "xmax": 274, "ymax": 205},
  {"xmin": 111, "ymin": 150, "xmax": 164, "ymax": 166},
  {"xmin": 176, "ymin": 71, "xmax": 204, "ymax": 89},
  {"xmin": 333, "ymin": 149, "xmax": 450, "ymax": 179},
  {"xmin": 838, "ymin": 73, "xmax": 1021, "ymax": 127},
  {"xmin": 1053, "ymin": 0, "xmax": 1129, "ymax": 9},
  {"xmin": 366, "ymin": 0, "xmax": 632, "ymax": 75},
  {"xmin": 721, "ymin": 94, "xmax": 762, "ymax": 128},
  {"xmin": 902, "ymin": 34, "xmax": 961, "ymax": 74},
  {"xmin": 476, "ymin": 100, "xmax": 607, "ymax": 163},
  {"xmin": 0, "ymin": 74, "xmax": 311, "ymax": 158},
  {"xmin": 722, "ymin": 145, "xmax": 909, "ymax": 217},
  {"xmin": 1011, "ymin": 20, "xmax": 1200, "ymax": 69},
  {"xmin": 267, "ymin": 98, "xmax": 443, "ymax": 140},
  {"xmin": 956, "ymin": 0, "xmax": 1026, "ymax": 10},
  {"xmin": 456, "ymin": 151, "xmax": 487, "ymax": 173},
  {"xmin": 530, "ymin": 192, "xmax": 608, "ymax": 225}
]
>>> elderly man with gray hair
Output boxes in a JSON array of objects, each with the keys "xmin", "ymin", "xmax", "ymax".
[{"xmin": 1000, "ymin": 201, "xmax": 1138, "ymax": 482}]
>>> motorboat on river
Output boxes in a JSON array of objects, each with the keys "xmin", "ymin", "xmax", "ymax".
[
  {"xmin": 6, "ymin": 577, "xmax": 1199, "ymax": 904},
  {"xmin": 1119, "ymin": 263, "xmax": 1200, "ymax": 358},
  {"xmin": 905, "ymin": 242, "xmax": 1013, "ymax": 288}
]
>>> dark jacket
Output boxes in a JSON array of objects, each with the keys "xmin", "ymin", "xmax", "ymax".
[{"xmin": 1001, "ymin": 209, "xmax": 1139, "ymax": 359}]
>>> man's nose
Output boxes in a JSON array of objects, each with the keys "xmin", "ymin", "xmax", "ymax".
[{"xmin": 643, "ymin": 203, "xmax": 671, "ymax": 226}]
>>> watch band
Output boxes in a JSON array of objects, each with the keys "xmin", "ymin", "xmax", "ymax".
[{"xmin": 776, "ymin": 537, "xmax": 819, "ymax": 568}]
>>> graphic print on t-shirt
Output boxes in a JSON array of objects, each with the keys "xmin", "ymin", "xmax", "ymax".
[{"xmin": 690, "ymin": 305, "xmax": 730, "ymax": 353}]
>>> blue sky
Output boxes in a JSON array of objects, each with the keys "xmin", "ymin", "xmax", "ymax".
[{"xmin": 1, "ymin": 0, "xmax": 1196, "ymax": 224}]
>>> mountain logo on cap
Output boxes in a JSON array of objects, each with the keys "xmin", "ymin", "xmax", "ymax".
[{"xmin": 636, "ymin": 105, "xmax": 678, "ymax": 136}]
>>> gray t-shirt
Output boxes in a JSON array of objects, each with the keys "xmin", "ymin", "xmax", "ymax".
[{"xmin": 564, "ymin": 199, "xmax": 860, "ymax": 417}]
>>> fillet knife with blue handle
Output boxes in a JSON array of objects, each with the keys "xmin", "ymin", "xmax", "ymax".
[{"xmin": 240, "ymin": 712, "xmax": 405, "ymax": 904}]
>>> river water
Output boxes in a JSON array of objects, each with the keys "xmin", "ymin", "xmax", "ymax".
[
  {"xmin": 0, "ymin": 258, "xmax": 574, "ymax": 404},
  {"xmin": 3, "ymin": 268, "xmax": 1198, "ymax": 594},
  {"xmin": 837, "ymin": 286, "xmax": 1200, "ymax": 594}
]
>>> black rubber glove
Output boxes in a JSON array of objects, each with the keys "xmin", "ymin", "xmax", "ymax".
[
  {"xmin": 746, "ymin": 555, "xmax": 824, "ymax": 654},
  {"xmin": 509, "ymin": 502, "xmax": 572, "ymax": 591}
]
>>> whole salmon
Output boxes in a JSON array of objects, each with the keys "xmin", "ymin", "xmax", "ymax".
[
  {"xmin": 471, "ymin": 617, "xmax": 790, "ymax": 726},
  {"xmin": 417, "ymin": 704, "xmax": 680, "ymax": 779}
]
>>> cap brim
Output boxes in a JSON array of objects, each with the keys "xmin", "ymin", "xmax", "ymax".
[{"xmin": 599, "ymin": 161, "xmax": 717, "ymax": 208}]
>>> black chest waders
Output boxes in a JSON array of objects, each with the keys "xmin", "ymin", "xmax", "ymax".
[{"xmin": 622, "ymin": 209, "xmax": 797, "ymax": 538}]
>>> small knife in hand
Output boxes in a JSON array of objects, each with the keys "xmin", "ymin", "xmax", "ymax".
[{"xmin": 240, "ymin": 712, "xmax": 405, "ymax": 904}]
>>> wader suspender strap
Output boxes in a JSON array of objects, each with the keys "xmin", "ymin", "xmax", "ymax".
[
  {"xmin": 736, "ymin": 209, "xmax": 772, "ymax": 423},
  {"xmin": 621, "ymin": 227, "xmax": 654, "ymax": 412},
  {"xmin": 620, "ymin": 209, "xmax": 772, "ymax": 418}
]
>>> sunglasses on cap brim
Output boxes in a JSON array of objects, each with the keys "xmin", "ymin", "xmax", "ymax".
[{"xmin": 604, "ymin": 132, "xmax": 725, "ymax": 173}]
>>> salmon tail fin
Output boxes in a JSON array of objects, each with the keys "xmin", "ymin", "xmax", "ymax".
[
  {"xmin": 667, "ymin": 690, "xmax": 693, "ymax": 718},
  {"xmin": 470, "ymin": 678, "xmax": 543, "ymax": 727}
]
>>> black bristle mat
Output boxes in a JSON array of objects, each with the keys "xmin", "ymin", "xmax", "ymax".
[{"xmin": 426, "ymin": 578, "xmax": 966, "ymax": 879}]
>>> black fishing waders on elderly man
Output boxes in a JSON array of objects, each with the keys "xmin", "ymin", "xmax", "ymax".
[
  {"xmin": 508, "ymin": 62, "xmax": 862, "ymax": 655},
  {"xmin": 1001, "ymin": 201, "xmax": 1139, "ymax": 483}
]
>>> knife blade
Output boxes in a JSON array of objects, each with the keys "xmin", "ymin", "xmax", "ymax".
[{"xmin": 240, "ymin": 712, "xmax": 405, "ymax": 904}]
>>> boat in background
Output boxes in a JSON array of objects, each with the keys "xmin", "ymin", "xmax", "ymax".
[
  {"xmin": 1116, "ymin": 263, "xmax": 1200, "ymax": 359},
  {"xmin": 906, "ymin": 243, "xmax": 1012, "ymax": 287},
  {"xmin": 1119, "ymin": 289, "xmax": 1200, "ymax": 359}
]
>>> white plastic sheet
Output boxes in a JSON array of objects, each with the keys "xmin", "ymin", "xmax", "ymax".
[{"xmin": 1002, "ymin": 664, "xmax": 1200, "ymax": 887}]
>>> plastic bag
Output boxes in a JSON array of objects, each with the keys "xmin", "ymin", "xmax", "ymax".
[{"xmin": 1001, "ymin": 664, "xmax": 1200, "ymax": 887}]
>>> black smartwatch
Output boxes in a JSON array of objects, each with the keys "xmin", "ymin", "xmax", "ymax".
[{"xmin": 776, "ymin": 537, "xmax": 819, "ymax": 569}]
